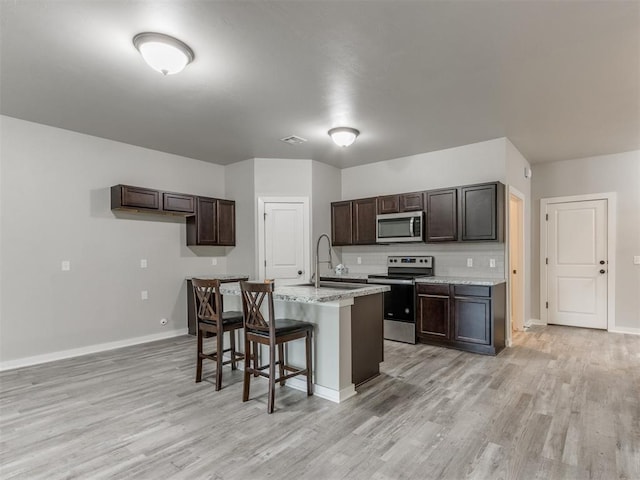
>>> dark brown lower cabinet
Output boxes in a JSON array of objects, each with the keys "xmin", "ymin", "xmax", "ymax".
[{"xmin": 416, "ymin": 282, "xmax": 506, "ymax": 355}]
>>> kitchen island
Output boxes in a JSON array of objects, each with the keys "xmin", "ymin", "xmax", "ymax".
[{"xmin": 219, "ymin": 281, "xmax": 389, "ymax": 403}]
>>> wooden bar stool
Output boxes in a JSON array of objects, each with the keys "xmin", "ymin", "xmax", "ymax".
[
  {"xmin": 239, "ymin": 280, "xmax": 313, "ymax": 413},
  {"xmin": 191, "ymin": 278, "xmax": 244, "ymax": 391}
]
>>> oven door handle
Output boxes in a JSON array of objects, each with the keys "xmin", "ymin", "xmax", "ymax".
[{"xmin": 367, "ymin": 278, "xmax": 414, "ymax": 285}]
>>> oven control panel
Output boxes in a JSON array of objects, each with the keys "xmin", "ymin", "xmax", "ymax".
[{"xmin": 387, "ymin": 255, "xmax": 433, "ymax": 268}]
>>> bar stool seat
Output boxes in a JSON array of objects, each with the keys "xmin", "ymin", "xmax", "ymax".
[{"xmin": 192, "ymin": 278, "xmax": 245, "ymax": 391}]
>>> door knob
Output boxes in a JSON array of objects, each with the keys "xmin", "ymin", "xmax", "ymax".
[
  {"xmin": 513, "ymin": 270, "xmax": 517, "ymax": 274},
  {"xmin": 297, "ymin": 270, "xmax": 303, "ymax": 275},
  {"xmin": 599, "ymin": 260, "xmax": 605, "ymax": 265},
  {"xmin": 599, "ymin": 269, "xmax": 606, "ymax": 274}
]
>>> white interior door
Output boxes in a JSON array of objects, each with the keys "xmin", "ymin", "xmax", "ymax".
[
  {"xmin": 264, "ymin": 202, "xmax": 306, "ymax": 285},
  {"xmin": 546, "ymin": 199, "xmax": 607, "ymax": 329}
]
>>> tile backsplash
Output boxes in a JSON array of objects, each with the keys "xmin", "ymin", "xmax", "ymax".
[{"xmin": 337, "ymin": 243, "xmax": 506, "ymax": 278}]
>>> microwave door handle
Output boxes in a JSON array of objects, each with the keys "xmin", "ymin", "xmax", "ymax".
[{"xmin": 409, "ymin": 217, "xmax": 414, "ymax": 236}]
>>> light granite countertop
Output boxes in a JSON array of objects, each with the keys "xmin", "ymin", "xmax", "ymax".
[
  {"xmin": 218, "ymin": 281, "xmax": 389, "ymax": 304},
  {"xmin": 186, "ymin": 274, "xmax": 250, "ymax": 281},
  {"xmin": 319, "ymin": 273, "xmax": 370, "ymax": 281},
  {"xmin": 415, "ymin": 276, "xmax": 506, "ymax": 286}
]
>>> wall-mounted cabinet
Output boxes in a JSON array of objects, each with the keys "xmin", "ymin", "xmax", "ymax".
[
  {"xmin": 425, "ymin": 188, "xmax": 458, "ymax": 242},
  {"xmin": 416, "ymin": 282, "xmax": 505, "ymax": 355},
  {"xmin": 459, "ymin": 182, "xmax": 504, "ymax": 242},
  {"xmin": 186, "ymin": 197, "xmax": 236, "ymax": 246},
  {"xmin": 377, "ymin": 192, "xmax": 424, "ymax": 214},
  {"xmin": 331, "ymin": 197, "xmax": 377, "ymax": 246},
  {"xmin": 111, "ymin": 185, "xmax": 235, "ymax": 246}
]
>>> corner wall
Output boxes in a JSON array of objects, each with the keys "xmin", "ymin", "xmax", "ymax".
[
  {"xmin": 531, "ymin": 150, "xmax": 640, "ymax": 331},
  {"xmin": 0, "ymin": 116, "xmax": 227, "ymax": 367}
]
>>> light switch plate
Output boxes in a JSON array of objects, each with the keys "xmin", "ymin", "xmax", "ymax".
[
  {"xmin": 141, "ymin": 290, "xmax": 148, "ymax": 300},
  {"xmin": 140, "ymin": 259, "xmax": 147, "ymax": 269},
  {"xmin": 211, "ymin": 258, "xmax": 217, "ymax": 266},
  {"xmin": 634, "ymin": 256, "xmax": 640, "ymax": 265},
  {"xmin": 467, "ymin": 258, "xmax": 473, "ymax": 267},
  {"xmin": 489, "ymin": 259, "xmax": 496, "ymax": 268},
  {"xmin": 61, "ymin": 260, "xmax": 71, "ymax": 271},
  {"xmin": 357, "ymin": 257, "xmax": 362, "ymax": 265}
]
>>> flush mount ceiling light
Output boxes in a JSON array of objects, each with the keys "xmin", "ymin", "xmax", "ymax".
[
  {"xmin": 328, "ymin": 127, "xmax": 360, "ymax": 147},
  {"xmin": 133, "ymin": 32, "xmax": 194, "ymax": 75}
]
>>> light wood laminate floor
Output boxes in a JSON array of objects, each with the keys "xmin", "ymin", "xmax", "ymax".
[{"xmin": 1, "ymin": 325, "xmax": 639, "ymax": 480}]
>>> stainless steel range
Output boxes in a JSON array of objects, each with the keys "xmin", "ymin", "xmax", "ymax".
[{"xmin": 367, "ymin": 255, "xmax": 434, "ymax": 344}]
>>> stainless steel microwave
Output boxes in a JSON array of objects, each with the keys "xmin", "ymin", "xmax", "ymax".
[{"xmin": 376, "ymin": 211, "xmax": 424, "ymax": 243}]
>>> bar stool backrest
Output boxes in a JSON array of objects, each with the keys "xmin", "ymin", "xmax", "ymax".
[
  {"xmin": 191, "ymin": 278, "xmax": 223, "ymax": 325},
  {"xmin": 240, "ymin": 280, "xmax": 275, "ymax": 338}
]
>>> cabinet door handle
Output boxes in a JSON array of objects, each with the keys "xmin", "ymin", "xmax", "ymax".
[
  {"xmin": 297, "ymin": 270, "xmax": 303, "ymax": 275},
  {"xmin": 599, "ymin": 269, "xmax": 606, "ymax": 274}
]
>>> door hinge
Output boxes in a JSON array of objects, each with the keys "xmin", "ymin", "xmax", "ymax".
[
  {"xmin": 545, "ymin": 257, "xmax": 548, "ymax": 265},
  {"xmin": 546, "ymin": 301, "xmax": 548, "ymax": 309},
  {"xmin": 264, "ymin": 260, "xmax": 267, "ymax": 267},
  {"xmin": 545, "ymin": 213, "xmax": 548, "ymax": 221},
  {"xmin": 263, "ymin": 212, "xmax": 267, "ymax": 220}
]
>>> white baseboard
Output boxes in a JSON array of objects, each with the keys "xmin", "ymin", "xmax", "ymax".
[
  {"xmin": 287, "ymin": 376, "xmax": 357, "ymax": 404},
  {"xmin": 609, "ymin": 326, "xmax": 640, "ymax": 336},
  {"xmin": 0, "ymin": 328, "xmax": 189, "ymax": 372},
  {"xmin": 527, "ymin": 318, "xmax": 546, "ymax": 326}
]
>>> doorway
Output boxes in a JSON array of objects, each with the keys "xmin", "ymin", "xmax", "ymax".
[
  {"xmin": 540, "ymin": 193, "xmax": 616, "ymax": 330},
  {"xmin": 257, "ymin": 197, "xmax": 310, "ymax": 285},
  {"xmin": 508, "ymin": 188, "xmax": 525, "ymax": 335}
]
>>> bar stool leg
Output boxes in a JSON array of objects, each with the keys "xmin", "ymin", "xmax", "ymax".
[
  {"xmin": 243, "ymin": 337, "xmax": 251, "ymax": 402},
  {"xmin": 230, "ymin": 330, "xmax": 237, "ymax": 370},
  {"xmin": 306, "ymin": 331, "xmax": 313, "ymax": 396},
  {"xmin": 196, "ymin": 329, "xmax": 203, "ymax": 383},
  {"xmin": 268, "ymin": 345, "xmax": 276, "ymax": 414},
  {"xmin": 278, "ymin": 343, "xmax": 285, "ymax": 386},
  {"xmin": 215, "ymin": 331, "xmax": 223, "ymax": 391}
]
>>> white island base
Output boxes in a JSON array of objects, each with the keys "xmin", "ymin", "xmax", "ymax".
[{"xmin": 220, "ymin": 283, "xmax": 386, "ymax": 404}]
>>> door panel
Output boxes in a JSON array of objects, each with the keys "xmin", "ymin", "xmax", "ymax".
[
  {"xmin": 265, "ymin": 202, "xmax": 305, "ymax": 284},
  {"xmin": 547, "ymin": 199, "xmax": 607, "ymax": 329}
]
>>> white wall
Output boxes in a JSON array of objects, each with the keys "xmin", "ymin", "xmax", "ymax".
[
  {"xmin": 531, "ymin": 150, "xmax": 640, "ymax": 331},
  {"xmin": 342, "ymin": 138, "xmax": 506, "ymax": 198},
  {"xmin": 340, "ymin": 138, "xmax": 510, "ymax": 279},
  {"xmin": 225, "ymin": 159, "xmax": 256, "ymax": 279},
  {"xmin": 505, "ymin": 139, "xmax": 533, "ymax": 325},
  {"xmin": 0, "ymin": 116, "xmax": 228, "ymax": 367},
  {"xmin": 312, "ymin": 161, "xmax": 343, "ymax": 275}
]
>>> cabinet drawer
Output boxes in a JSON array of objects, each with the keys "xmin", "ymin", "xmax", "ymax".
[
  {"xmin": 163, "ymin": 192, "xmax": 195, "ymax": 213},
  {"xmin": 121, "ymin": 185, "xmax": 159, "ymax": 210},
  {"xmin": 416, "ymin": 283, "xmax": 450, "ymax": 295},
  {"xmin": 454, "ymin": 285, "xmax": 491, "ymax": 297}
]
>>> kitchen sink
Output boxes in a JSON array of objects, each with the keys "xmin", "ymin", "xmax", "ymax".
[{"xmin": 292, "ymin": 282, "xmax": 365, "ymax": 290}]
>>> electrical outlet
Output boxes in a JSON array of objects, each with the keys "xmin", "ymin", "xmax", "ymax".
[
  {"xmin": 634, "ymin": 256, "xmax": 640, "ymax": 265},
  {"xmin": 140, "ymin": 259, "xmax": 147, "ymax": 269},
  {"xmin": 61, "ymin": 260, "xmax": 71, "ymax": 271},
  {"xmin": 489, "ymin": 259, "xmax": 496, "ymax": 268},
  {"xmin": 467, "ymin": 258, "xmax": 473, "ymax": 267},
  {"xmin": 211, "ymin": 258, "xmax": 217, "ymax": 266},
  {"xmin": 357, "ymin": 257, "xmax": 362, "ymax": 265},
  {"xmin": 160, "ymin": 318, "xmax": 167, "ymax": 325},
  {"xmin": 141, "ymin": 290, "xmax": 148, "ymax": 300}
]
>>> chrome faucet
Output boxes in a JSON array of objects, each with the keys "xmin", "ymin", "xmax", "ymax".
[{"xmin": 313, "ymin": 233, "xmax": 333, "ymax": 288}]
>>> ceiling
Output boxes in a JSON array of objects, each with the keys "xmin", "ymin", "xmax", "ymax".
[{"xmin": 1, "ymin": 1, "xmax": 639, "ymax": 169}]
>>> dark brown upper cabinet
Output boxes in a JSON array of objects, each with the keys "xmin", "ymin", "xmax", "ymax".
[
  {"xmin": 459, "ymin": 182, "xmax": 504, "ymax": 242},
  {"xmin": 111, "ymin": 185, "xmax": 160, "ymax": 211},
  {"xmin": 186, "ymin": 197, "xmax": 237, "ymax": 246},
  {"xmin": 331, "ymin": 198, "xmax": 377, "ymax": 246},
  {"xmin": 353, "ymin": 197, "xmax": 377, "ymax": 244},
  {"xmin": 377, "ymin": 192, "xmax": 424, "ymax": 214},
  {"xmin": 331, "ymin": 201, "xmax": 353, "ymax": 246},
  {"xmin": 425, "ymin": 188, "xmax": 458, "ymax": 242},
  {"xmin": 112, "ymin": 185, "xmax": 235, "ymax": 246},
  {"xmin": 162, "ymin": 192, "xmax": 195, "ymax": 214}
]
